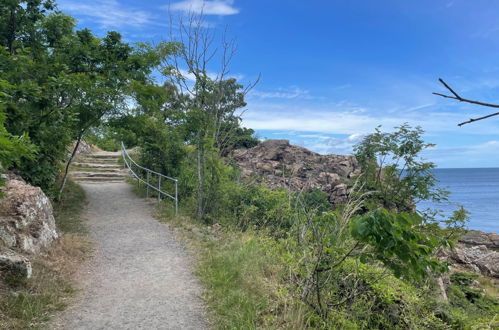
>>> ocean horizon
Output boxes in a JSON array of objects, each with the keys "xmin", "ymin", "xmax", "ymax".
[{"xmin": 418, "ymin": 167, "xmax": 499, "ymax": 234}]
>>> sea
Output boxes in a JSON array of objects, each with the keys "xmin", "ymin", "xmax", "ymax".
[{"xmin": 418, "ymin": 168, "xmax": 499, "ymax": 234}]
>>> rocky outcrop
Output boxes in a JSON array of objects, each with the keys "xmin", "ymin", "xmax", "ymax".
[
  {"xmin": 0, "ymin": 178, "xmax": 58, "ymax": 254},
  {"xmin": 232, "ymin": 140, "xmax": 360, "ymax": 205},
  {"xmin": 0, "ymin": 177, "xmax": 58, "ymax": 279},
  {"xmin": 459, "ymin": 230, "xmax": 499, "ymax": 249},
  {"xmin": 438, "ymin": 230, "xmax": 499, "ymax": 278},
  {"xmin": 449, "ymin": 244, "xmax": 499, "ymax": 278},
  {"xmin": 68, "ymin": 139, "xmax": 92, "ymax": 159}
]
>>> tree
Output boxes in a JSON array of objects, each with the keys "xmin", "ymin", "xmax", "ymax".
[
  {"xmin": 159, "ymin": 13, "xmax": 258, "ymax": 221},
  {"xmin": 0, "ymin": 0, "xmax": 159, "ymax": 197},
  {"xmin": 0, "ymin": 79, "xmax": 35, "ymax": 192},
  {"xmin": 353, "ymin": 124, "xmax": 448, "ymax": 213},
  {"xmin": 55, "ymin": 30, "xmax": 159, "ymax": 199}
]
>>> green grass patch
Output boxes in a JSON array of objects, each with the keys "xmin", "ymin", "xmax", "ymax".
[
  {"xmin": 0, "ymin": 179, "xmax": 90, "ymax": 329},
  {"xmin": 54, "ymin": 180, "xmax": 88, "ymax": 234},
  {"xmin": 154, "ymin": 205, "xmax": 307, "ymax": 330}
]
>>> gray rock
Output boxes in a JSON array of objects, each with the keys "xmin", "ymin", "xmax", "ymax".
[
  {"xmin": 0, "ymin": 179, "xmax": 58, "ymax": 254},
  {"xmin": 450, "ymin": 244, "xmax": 499, "ymax": 278},
  {"xmin": 232, "ymin": 139, "xmax": 360, "ymax": 206},
  {"xmin": 0, "ymin": 252, "xmax": 32, "ymax": 279},
  {"xmin": 460, "ymin": 230, "xmax": 499, "ymax": 249},
  {"xmin": 0, "ymin": 226, "xmax": 16, "ymax": 248}
]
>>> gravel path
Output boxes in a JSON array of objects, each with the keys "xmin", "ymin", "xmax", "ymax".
[{"xmin": 52, "ymin": 182, "xmax": 208, "ymax": 330}]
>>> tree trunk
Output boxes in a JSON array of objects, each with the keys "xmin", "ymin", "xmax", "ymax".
[
  {"xmin": 7, "ymin": 8, "xmax": 16, "ymax": 55},
  {"xmin": 196, "ymin": 141, "xmax": 205, "ymax": 220},
  {"xmin": 58, "ymin": 134, "xmax": 83, "ymax": 201}
]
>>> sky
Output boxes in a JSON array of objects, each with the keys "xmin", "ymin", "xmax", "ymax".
[{"xmin": 57, "ymin": 0, "xmax": 499, "ymax": 168}]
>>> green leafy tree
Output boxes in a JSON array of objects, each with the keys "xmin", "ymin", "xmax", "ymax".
[
  {"xmin": 0, "ymin": 79, "xmax": 36, "ymax": 190},
  {"xmin": 353, "ymin": 124, "xmax": 449, "ymax": 213},
  {"xmin": 0, "ymin": 1, "xmax": 159, "ymax": 197},
  {"xmin": 55, "ymin": 30, "xmax": 159, "ymax": 199}
]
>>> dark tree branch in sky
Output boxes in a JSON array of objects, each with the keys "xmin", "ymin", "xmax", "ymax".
[{"xmin": 433, "ymin": 78, "xmax": 499, "ymax": 126}]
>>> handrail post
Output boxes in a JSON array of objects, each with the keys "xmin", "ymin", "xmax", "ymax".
[
  {"xmin": 175, "ymin": 180, "xmax": 178, "ymax": 216},
  {"xmin": 158, "ymin": 175, "xmax": 161, "ymax": 202},
  {"xmin": 146, "ymin": 171, "xmax": 150, "ymax": 198}
]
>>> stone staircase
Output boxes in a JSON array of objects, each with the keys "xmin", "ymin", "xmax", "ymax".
[{"xmin": 69, "ymin": 151, "xmax": 129, "ymax": 184}]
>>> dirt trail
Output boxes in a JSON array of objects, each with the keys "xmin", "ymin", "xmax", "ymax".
[{"xmin": 52, "ymin": 182, "xmax": 208, "ymax": 330}]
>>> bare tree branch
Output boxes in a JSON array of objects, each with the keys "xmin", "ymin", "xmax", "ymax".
[
  {"xmin": 433, "ymin": 78, "xmax": 499, "ymax": 126},
  {"xmin": 457, "ymin": 111, "xmax": 499, "ymax": 127}
]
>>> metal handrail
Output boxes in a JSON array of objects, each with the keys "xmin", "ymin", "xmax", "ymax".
[{"xmin": 121, "ymin": 142, "xmax": 178, "ymax": 215}]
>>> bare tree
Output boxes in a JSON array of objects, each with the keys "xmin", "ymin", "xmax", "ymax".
[
  {"xmin": 434, "ymin": 78, "xmax": 499, "ymax": 126},
  {"xmin": 161, "ymin": 11, "xmax": 258, "ymax": 220}
]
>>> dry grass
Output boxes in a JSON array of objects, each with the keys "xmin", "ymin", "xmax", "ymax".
[{"xmin": 0, "ymin": 180, "xmax": 91, "ymax": 329}]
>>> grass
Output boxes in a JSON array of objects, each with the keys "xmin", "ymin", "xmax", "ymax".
[
  {"xmin": 154, "ymin": 204, "xmax": 308, "ymax": 330},
  {"xmin": 0, "ymin": 180, "xmax": 91, "ymax": 329},
  {"xmin": 53, "ymin": 180, "xmax": 88, "ymax": 234}
]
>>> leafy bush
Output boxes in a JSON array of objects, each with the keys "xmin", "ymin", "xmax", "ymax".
[{"xmin": 223, "ymin": 184, "xmax": 294, "ymax": 233}]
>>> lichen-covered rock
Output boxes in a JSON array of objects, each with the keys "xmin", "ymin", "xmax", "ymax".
[
  {"xmin": 0, "ymin": 179, "xmax": 58, "ymax": 254},
  {"xmin": 0, "ymin": 252, "xmax": 32, "ymax": 279},
  {"xmin": 232, "ymin": 139, "xmax": 360, "ymax": 206}
]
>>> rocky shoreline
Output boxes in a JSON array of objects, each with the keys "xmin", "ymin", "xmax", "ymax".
[
  {"xmin": 447, "ymin": 230, "xmax": 499, "ymax": 278},
  {"xmin": 233, "ymin": 139, "xmax": 499, "ymax": 279}
]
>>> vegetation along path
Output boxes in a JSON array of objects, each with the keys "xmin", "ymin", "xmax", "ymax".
[{"xmin": 53, "ymin": 153, "xmax": 208, "ymax": 329}]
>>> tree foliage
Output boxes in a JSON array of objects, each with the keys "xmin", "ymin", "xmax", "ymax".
[
  {"xmin": 354, "ymin": 124, "xmax": 449, "ymax": 212},
  {"xmin": 0, "ymin": 0, "xmax": 157, "ymax": 195}
]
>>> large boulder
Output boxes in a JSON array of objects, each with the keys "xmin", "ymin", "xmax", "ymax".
[
  {"xmin": 232, "ymin": 139, "xmax": 360, "ymax": 205},
  {"xmin": 450, "ymin": 244, "xmax": 499, "ymax": 278},
  {"xmin": 0, "ymin": 178, "xmax": 58, "ymax": 254}
]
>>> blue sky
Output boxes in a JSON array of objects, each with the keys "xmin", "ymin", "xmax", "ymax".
[{"xmin": 57, "ymin": 0, "xmax": 499, "ymax": 168}]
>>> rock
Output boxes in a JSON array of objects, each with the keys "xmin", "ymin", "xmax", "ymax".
[
  {"xmin": 69, "ymin": 139, "xmax": 92, "ymax": 158},
  {"xmin": 232, "ymin": 140, "xmax": 360, "ymax": 206},
  {"xmin": 450, "ymin": 244, "xmax": 499, "ymax": 278},
  {"xmin": 436, "ymin": 275, "xmax": 450, "ymax": 302},
  {"xmin": 0, "ymin": 179, "xmax": 58, "ymax": 254},
  {"xmin": 0, "ymin": 252, "xmax": 32, "ymax": 279},
  {"xmin": 459, "ymin": 230, "xmax": 499, "ymax": 249}
]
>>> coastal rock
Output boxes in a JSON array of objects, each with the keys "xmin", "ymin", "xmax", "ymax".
[
  {"xmin": 459, "ymin": 230, "xmax": 499, "ymax": 249},
  {"xmin": 449, "ymin": 244, "xmax": 499, "ymax": 278},
  {"xmin": 0, "ymin": 178, "xmax": 58, "ymax": 254},
  {"xmin": 232, "ymin": 139, "xmax": 360, "ymax": 206}
]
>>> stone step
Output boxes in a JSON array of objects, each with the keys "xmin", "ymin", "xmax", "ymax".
[
  {"xmin": 70, "ymin": 166, "xmax": 123, "ymax": 173},
  {"xmin": 71, "ymin": 175, "xmax": 126, "ymax": 181},
  {"xmin": 84, "ymin": 153, "xmax": 121, "ymax": 159},
  {"xmin": 69, "ymin": 171, "xmax": 128, "ymax": 178},
  {"xmin": 73, "ymin": 178, "xmax": 125, "ymax": 183},
  {"xmin": 72, "ymin": 162, "xmax": 122, "ymax": 169},
  {"xmin": 77, "ymin": 158, "xmax": 120, "ymax": 164}
]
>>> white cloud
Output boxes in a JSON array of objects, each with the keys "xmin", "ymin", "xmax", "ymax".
[
  {"xmin": 347, "ymin": 133, "xmax": 364, "ymax": 142},
  {"xmin": 59, "ymin": 0, "xmax": 155, "ymax": 28},
  {"xmin": 242, "ymin": 99, "xmax": 499, "ymax": 136},
  {"xmin": 249, "ymin": 86, "xmax": 312, "ymax": 100},
  {"xmin": 168, "ymin": 0, "xmax": 239, "ymax": 16},
  {"xmin": 422, "ymin": 140, "xmax": 499, "ymax": 168}
]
